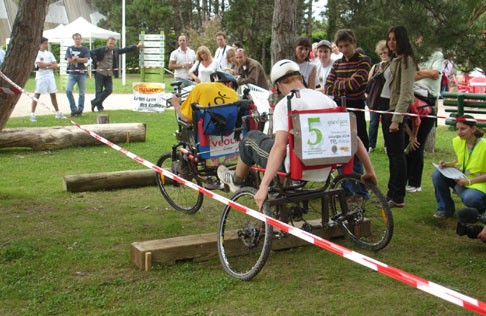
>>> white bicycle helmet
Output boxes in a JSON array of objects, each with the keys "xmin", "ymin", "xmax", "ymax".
[{"xmin": 270, "ymin": 59, "xmax": 301, "ymax": 85}]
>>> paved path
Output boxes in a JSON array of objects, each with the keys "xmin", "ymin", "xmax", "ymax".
[{"xmin": 10, "ymin": 92, "xmax": 136, "ymax": 118}]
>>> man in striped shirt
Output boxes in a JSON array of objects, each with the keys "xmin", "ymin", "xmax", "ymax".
[{"xmin": 325, "ymin": 29, "xmax": 371, "ymax": 183}]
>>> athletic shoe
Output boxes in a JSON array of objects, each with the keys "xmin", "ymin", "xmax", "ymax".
[
  {"xmin": 433, "ymin": 211, "xmax": 452, "ymax": 219},
  {"xmin": 55, "ymin": 112, "xmax": 64, "ymax": 119},
  {"xmin": 387, "ymin": 199, "xmax": 405, "ymax": 208},
  {"xmin": 368, "ymin": 147, "xmax": 375, "ymax": 153},
  {"xmin": 204, "ymin": 178, "xmax": 224, "ymax": 190},
  {"xmin": 30, "ymin": 114, "xmax": 37, "ymax": 122},
  {"xmin": 217, "ymin": 165, "xmax": 241, "ymax": 193},
  {"xmin": 406, "ymin": 185, "xmax": 422, "ymax": 193}
]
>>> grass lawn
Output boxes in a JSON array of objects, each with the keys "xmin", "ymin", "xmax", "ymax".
[{"xmin": 0, "ymin": 111, "xmax": 484, "ymax": 316}]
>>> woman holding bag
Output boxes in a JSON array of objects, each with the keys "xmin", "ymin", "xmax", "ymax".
[
  {"xmin": 381, "ymin": 26, "xmax": 417, "ymax": 208},
  {"xmin": 189, "ymin": 46, "xmax": 218, "ymax": 83}
]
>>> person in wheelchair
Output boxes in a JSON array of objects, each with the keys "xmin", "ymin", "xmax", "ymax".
[
  {"xmin": 217, "ymin": 59, "xmax": 377, "ymax": 210},
  {"xmin": 171, "ymin": 70, "xmax": 239, "ymax": 123}
]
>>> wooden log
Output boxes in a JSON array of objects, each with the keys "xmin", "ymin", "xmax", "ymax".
[
  {"xmin": 63, "ymin": 169, "xmax": 160, "ymax": 192},
  {"xmin": 96, "ymin": 114, "xmax": 110, "ymax": 124},
  {"xmin": 0, "ymin": 123, "xmax": 146, "ymax": 150},
  {"xmin": 129, "ymin": 219, "xmax": 370, "ymax": 270}
]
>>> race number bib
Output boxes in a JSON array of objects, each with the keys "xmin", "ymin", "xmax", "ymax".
[{"xmin": 291, "ymin": 112, "xmax": 357, "ymax": 166}]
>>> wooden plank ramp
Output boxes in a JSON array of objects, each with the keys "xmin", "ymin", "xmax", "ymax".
[{"xmin": 130, "ymin": 219, "xmax": 370, "ymax": 271}]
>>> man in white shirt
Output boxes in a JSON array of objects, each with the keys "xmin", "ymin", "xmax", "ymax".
[
  {"xmin": 168, "ymin": 35, "xmax": 196, "ymax": 88},
  {"xmin": 314, "ymin": 40, "xmax": 335, "ymax": 92},
  {"xmin": 218, "ymin": 59, "xmax": 376, "ymax": 209},
  {"xmin": 30, "ymin": 37, "xmax": 63, "ymax": 122},
  {"xmin": 214, "ymin": 31, "xmax": 232, "ymax": 71}
]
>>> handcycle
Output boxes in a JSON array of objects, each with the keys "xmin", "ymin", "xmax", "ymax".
[
  {"xmin": 155, "ymin": 81, "xmax": 270, "ymax": 214},
  {"xmin": 217, "ymin": 91, "xmax": 394, "ymax": 281}
]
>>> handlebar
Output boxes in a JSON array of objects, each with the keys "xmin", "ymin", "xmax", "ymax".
[{"xmin": 170, "ymin": 81, "xmax": 183, "ymax": 97}]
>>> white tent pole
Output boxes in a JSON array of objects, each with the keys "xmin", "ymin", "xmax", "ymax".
[{"xmin": 122, "ymin": 0, "xmax": 126, "ymax": 86}]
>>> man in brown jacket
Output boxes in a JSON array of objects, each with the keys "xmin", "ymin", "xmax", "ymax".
[{"xmin": 234, "ymin": 49, "xmax": 270, "ymax": 90}]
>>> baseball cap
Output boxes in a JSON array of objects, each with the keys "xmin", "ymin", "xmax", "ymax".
[{"xmin": 316, "ymin": 40, "xmax": 332, "ymax": 50}]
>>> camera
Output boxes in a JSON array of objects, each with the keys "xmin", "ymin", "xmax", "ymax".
[{"xmin": 456, "ymin": 222, "xmax": 483, "ymax": 239}]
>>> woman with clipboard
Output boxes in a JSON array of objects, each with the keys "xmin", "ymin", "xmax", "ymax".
[{"xmin": 431, "ymin": 115, "xmax": 486, "ymax": 224}]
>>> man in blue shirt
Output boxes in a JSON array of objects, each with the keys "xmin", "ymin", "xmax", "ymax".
[{"xmin": 65, "ymin": 33, "xmax": 90, "ymax": 116}]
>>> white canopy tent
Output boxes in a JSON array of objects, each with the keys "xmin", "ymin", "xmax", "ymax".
[{"xmin": 42, "ymin": 16, "xmax": 120, "ymax": 46}]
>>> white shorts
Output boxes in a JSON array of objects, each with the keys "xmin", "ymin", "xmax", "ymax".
[{"xmin": 35, "ymin": 76, "xmax": 57, "ymax": 94}]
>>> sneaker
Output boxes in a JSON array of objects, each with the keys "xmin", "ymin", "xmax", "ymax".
[
  {"xmin": 433, "ymin": 211, "xmax": 452, "ymax": 219},
  {"xmin": 55, "ymin": 112, "xmax": 64, "ymax": 119},
  {"xmin": 30, "ymin": 114, "xmax": 37, "ymax": 122},
  {"xmin": 406, "ymin": 185, "xmax": 422, "ymax": 193},
  {"xmin": 217, "ymin": 165, "xmax": 241, "ymax": 193},
  {"xmin": 368, "ymin": 147, "xmax": 375, "ymax": 153},
  {"xmin": 387, "ymin": 199, "xmax": 405, "ymax": 208},
  {"xmin": 204, "ymin": 177, "xmax": 224, "ymax": 190}
]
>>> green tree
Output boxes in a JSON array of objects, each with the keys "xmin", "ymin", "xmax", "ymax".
[{"xmin": 325, "ymin": 0, "xmax": 486, "ymax": 72}]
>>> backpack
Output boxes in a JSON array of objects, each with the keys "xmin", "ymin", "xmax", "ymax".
[{"xmin": 366, "ymin": 63, "xmax": 387, "ymax": 110}]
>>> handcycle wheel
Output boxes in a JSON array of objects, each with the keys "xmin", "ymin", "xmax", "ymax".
[
  {"xmin": 155, "ymin": 152, "xmax": 203, "ymax": 214},
  {"xmin": 217, "ymin": 187, "xmax": 273, "ymax": 281},
  {"xmin": 331, "ymin": 173, "xmax": 393, "ymax": 251}
]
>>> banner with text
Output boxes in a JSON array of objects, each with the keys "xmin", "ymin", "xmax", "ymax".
[{"xmin": 132, "ymin": 82, "xmax": 165, "ymax": 112}]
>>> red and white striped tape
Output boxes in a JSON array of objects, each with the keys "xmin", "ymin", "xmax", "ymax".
[
  {"xmin": 347, "ymin": 107, "xmax": 486, "ymax": 124},
  {"xmin": 1, "ymin": 70, "xmax": 485, "ymax": 315},
  {"xmin": 65, "ymin": 65, "xmax": 164, "ymax": 73},
  {"xmin": 0, "ymin": 86, "xmax": 21, "ymax": 94}
]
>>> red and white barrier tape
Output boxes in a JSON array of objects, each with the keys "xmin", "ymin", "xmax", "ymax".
[
  {"xmin": 1, "ymin": 70, "xmax": 485, "ymax": 315},
  {"xmin": 347, "ymin": 107, "xmax": 486, "ymax": 124},
  {"xmin": 64, "ymin": 65, "xmax": 164, "ymax": 73},
  {"xmin": 0, "ymin": 86, "xmax": 21, "ymax": 95}
]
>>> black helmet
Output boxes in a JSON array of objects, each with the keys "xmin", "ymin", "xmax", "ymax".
[{"xmin": 210, "ymin": 71, "xmax": 238, "ymax": 90}]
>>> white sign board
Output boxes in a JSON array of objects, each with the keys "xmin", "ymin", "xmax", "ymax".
[
  {"xmin": 141, "ymin": 48, "xmax": 165, "ymax": 54},
  {"xmin": 139, "ymin": 34, "xmax": 165, "ymax": 41},
  {"xmin": 139, "ymin": 61, "xmax": 164, "ymax": 68},
  {"xmin": 209, "ymin": 133, "xmax": 239, "ymax": 157},
  {"xmin": 142, "ymin": 41, "xmax": 164, "ymax": 48},
  {"xmin": 298, "ymin": 112, "xmax": 353, "ymax": 161},
  {"xmin": 132, "ymin": 82, "xmax": 166, "ymax": 112},
  {"xmin": 140, "ymin": 54, "xmax": 164, "ymax": 61}
]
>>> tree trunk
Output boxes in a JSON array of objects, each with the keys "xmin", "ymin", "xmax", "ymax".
[
  {"xmin": 0, "ymin": 123, "xmax": 146, "ymax": 150},
  {"xmin": 326, "ymin": 0, "xmax": 338, "ymax": 42},
  {"xmin": 271, "ymin": 0, "xmax": 297, "ymax": 65},
  {"xmin": 0, "ymin": 0, "xmax": 48, "ymax": 131},
  {"xmin": 306, "ymin": 0, "xmax": 313, "ymax": 38},
  {"xmin": 425, "ymin": 126, "xmax": 436, "ymax": 153},
  {"xmin": 171, "ymin": 0, "xmax": 183, "ymax": 37}
]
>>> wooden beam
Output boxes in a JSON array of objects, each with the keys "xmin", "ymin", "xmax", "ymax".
[
  {"xmin": 63, "ymin": 169, "xmax": 160, "ymax": 192},
  {"xmin": 0, "ymin": 123, "xmax": 146, "ymax": 150},
  {"xmin": 130, "ymin": 219, "xmax": 370, "ymax": 270}
]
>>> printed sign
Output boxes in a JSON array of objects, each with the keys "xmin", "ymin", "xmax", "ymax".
[
  {"xmin": 292, "ymin": 112, "xmax": 357, "ymax": 165},
  {"xmin": 139, "ymin": 34, "xmax": 165, "ymax": 41},
  {"xmin": 209, "ymin": 133, "xmax": 239, "ymax": 157},
  {"xmin": 300, "ymin": 112, "xmax": 352, "ymax": 159},
  {"xmin": 132, "ymin": 82, "xmax": 165, "ymax": 112}
]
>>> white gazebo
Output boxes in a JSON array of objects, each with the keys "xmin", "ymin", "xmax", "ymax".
[{"xmin": 43, "ymin": 16, "xmax": 120, "ymax": 47}]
